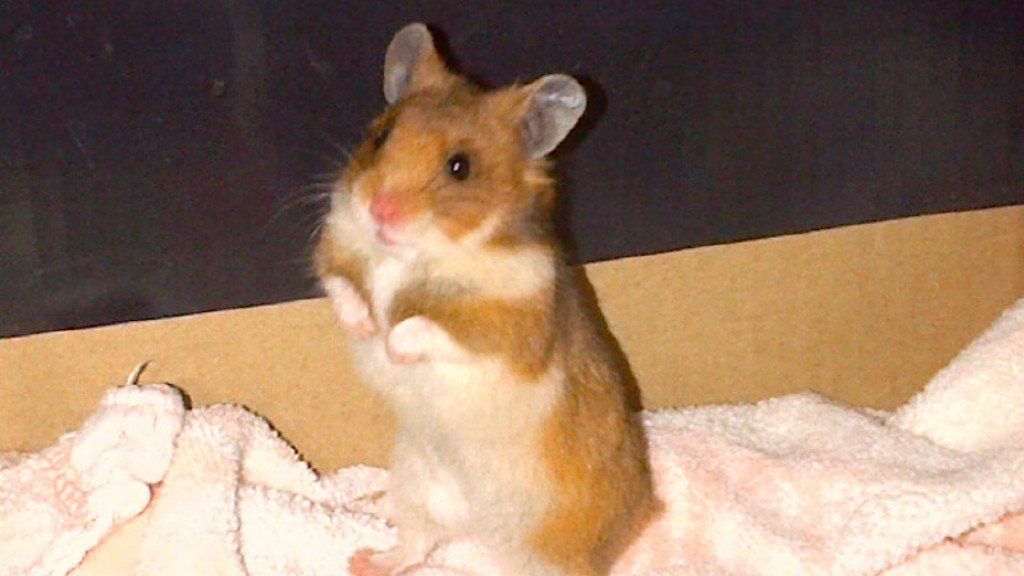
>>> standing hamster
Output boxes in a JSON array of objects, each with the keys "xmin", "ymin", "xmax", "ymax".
[{"xmin": 315, "ymin": 23, "xmax": 656, "ymax": 576}]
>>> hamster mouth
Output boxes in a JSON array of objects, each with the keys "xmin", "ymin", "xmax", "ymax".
[
  {"xmin": 375, "ymin": 228, "xmax": 398, "ymax": 246},
  {"xmin": 374, "ymin": 226, "xmax": 413, "ymax": 256}
]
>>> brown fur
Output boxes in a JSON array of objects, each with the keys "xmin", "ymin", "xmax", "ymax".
[
  {"xmin": 387, "ymin": 279, "xmax": 555, "ymax": 379},
  {"xmin": 347, "ymin": 78, "xmax": 556, "ymax": 246},
  {"xmin": 313, "ymin": 235, "xmax": 370, "ymax": 301},
  {"xmin": 317, "ymin": 26, "xmax": 656, "ymax": 575},
  {"xmin": 527, "ymin": 268, "xmax": 658, "ymax": 575}
]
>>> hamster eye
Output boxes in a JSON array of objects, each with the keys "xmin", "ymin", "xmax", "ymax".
[
  {"xmin": 446, "ymin": 152, "xmax": 471, "ymax": 181},
  {"xmin": 372, "ymin": 127, "xmax": 391, "ymax": 151}
]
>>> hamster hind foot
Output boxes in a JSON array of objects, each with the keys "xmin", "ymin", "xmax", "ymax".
[{"xmin": 348, "ymin": 545, "xmax": 428, "ymax": 576}]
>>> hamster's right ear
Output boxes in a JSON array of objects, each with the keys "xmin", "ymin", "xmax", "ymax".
[
  {"xmin": 520, "ymin": 75, "xmax": 587, "ymax": 159},
  {"xmin": 383, "ymin": 23, "xmax": 456, "ymax": 104}
]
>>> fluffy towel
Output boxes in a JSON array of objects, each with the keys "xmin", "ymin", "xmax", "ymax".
[
  {"xmin": 2, "ymin": 297, "xmax": 1024, "ymax": 576},
  {"xmin": 0, "ymin": 374, "xmax": 183, "ymax": 576}
]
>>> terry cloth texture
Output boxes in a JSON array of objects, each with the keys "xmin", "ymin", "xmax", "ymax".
[{"xmin": 3, "ymin": 297, "xmax": 1024, "ymax": 575}]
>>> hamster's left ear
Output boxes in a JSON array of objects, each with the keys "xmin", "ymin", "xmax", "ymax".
[
  {"xmin": 383, "ymin": 23, "xmax": 457, "ymax": 104},
  {"xmin": 519, "ymin": 75, "xmax": 587, "ymax": 159}
]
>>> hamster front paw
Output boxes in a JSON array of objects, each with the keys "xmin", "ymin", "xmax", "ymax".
[
  {"xmin": 385, "ymin": 316, "xmax": 435, "ymax": 363},
  {"xmin": 323, "ymin": 276, "xmax": 377, "ymax": 338},
  {"xmin": 386, "ymin": 316, "xmax": 468, "ymax": 364}
]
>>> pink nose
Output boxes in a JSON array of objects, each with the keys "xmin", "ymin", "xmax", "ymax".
[{"xmin": 369, "ymin": 193, "xmax": 401, "ymax": 226}]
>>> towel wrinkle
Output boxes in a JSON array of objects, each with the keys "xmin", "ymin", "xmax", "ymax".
[{"xmin": 3, "ymin": 298, "xmax": 1024, "ymax": 575}]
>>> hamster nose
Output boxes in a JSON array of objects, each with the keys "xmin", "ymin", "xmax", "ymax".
[{"xmin": 369, "ymin": 192, "xmax": 401, "ymax": 226}]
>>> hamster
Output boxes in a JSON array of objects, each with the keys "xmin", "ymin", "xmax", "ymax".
[{"xmin": 315, "ymin": 23, "xmax": 656, "ymax": 576}]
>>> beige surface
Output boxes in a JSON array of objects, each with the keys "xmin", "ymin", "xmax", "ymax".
[{"xmin": 2, "ymin": 205, "xmax": 1022, "ymax": 471}]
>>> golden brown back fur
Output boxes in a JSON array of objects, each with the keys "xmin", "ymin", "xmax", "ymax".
[
  {"xmin": 315, "ymin": 23, "xmax": 656, "ymax": 576},
  {"xmin": 528, "ymin": 265, "xmax": 658, "ymax": 575}
]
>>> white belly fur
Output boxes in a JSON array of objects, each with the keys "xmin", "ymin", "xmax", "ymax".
[{"xmin": 342, "ymin": 256, "xmax": 562, "ymax": 540}]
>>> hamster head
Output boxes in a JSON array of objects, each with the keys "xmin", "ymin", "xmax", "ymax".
[{"xmin": 336, "ymin": 23, "xmax": 587, "ymax": 257}]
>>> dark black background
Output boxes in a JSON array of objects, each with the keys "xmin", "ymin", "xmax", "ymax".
[{"xmin": 1, "ymin": 1, "xmax": 1021, "ymax": 337}]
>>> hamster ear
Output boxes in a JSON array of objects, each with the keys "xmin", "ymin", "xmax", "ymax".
[
  {"xmin": 383, "ymin": 23, "xmax": 455, "ymax": 104},
  {"xmin": 520, "ymin": 75, "xmax": 587, "ymax": 159}
]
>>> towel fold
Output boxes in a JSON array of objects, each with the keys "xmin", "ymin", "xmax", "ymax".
[{"xmin": 3, "ymin": 297, "xmax": 1024, "ymax": 576}]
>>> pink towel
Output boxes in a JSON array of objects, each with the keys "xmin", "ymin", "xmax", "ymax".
[
  {"xmin": 2, "ymin": 297, "xmax": 1023, "ymax": 575},
  {"xmin": 0, "ymin": 377, "xmax": 182, "ymax": 576}
]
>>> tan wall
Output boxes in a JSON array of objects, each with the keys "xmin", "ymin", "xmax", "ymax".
[{"xmin": 1, "ymin": 205, "xmax": 1021, "ymax": 471}]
